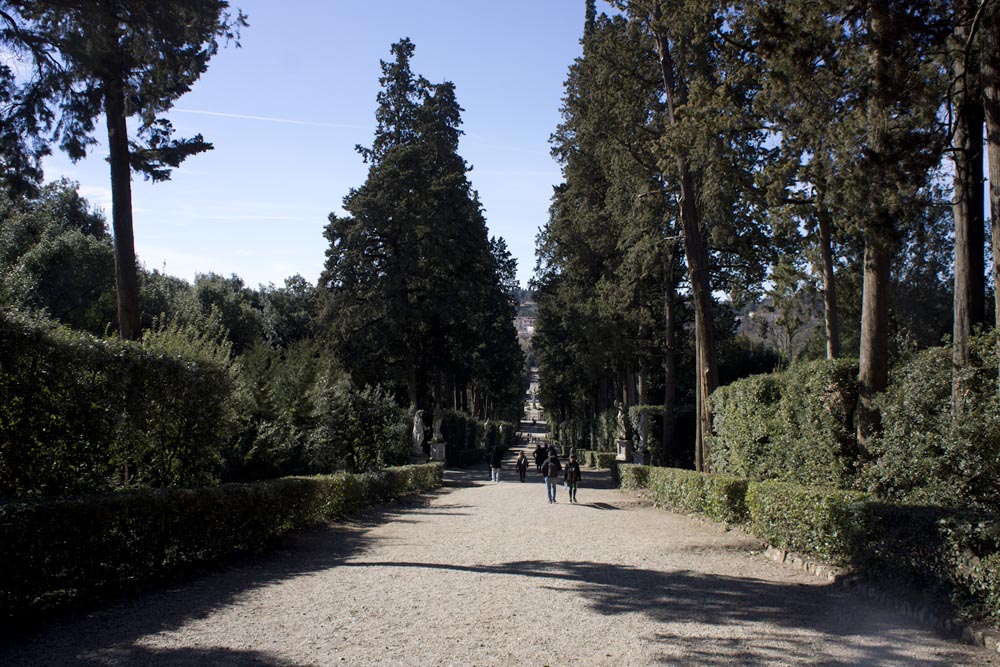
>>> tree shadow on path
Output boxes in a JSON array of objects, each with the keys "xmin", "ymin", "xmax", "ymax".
[{"xmin": 328, "ymin": 558, "xmax": 978, "ymax": 667}]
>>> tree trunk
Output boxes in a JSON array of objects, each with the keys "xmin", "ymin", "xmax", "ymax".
[
  {"xmin": 651, "ymin": 8, "xmax": 718, "ymax": 471},
  {"xmin": 817, "ymin": 208, "xmax": 840, "ymax": 359},
  {"xmin": 856, "ymin": 0, "xmax": 893, "ymax": 451},
  {"xmin": 982, "ymin": 0, "xmax": 1000, "ymax": 391},
  {"xmin": 857, "ymin": 240, "xmax": 891, "ymax": 450},
  {"xmin": 661, "ymin": 257, "xmax": 678, "ymax": 466},
  {"xmin": 104, "ymin": 79, "xmax": 141, "ymax": 341},
  {"xmin": 637, "ymin": 348, "xmax": 649, "ymax": 458},
  {"xmin": 952, "ymin": 4, "xmax": 986, "ymax": 397}
]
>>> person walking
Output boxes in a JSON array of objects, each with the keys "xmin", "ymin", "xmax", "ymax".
[
  {"xmin": 489, "ymin": 446, "xmax": 503, "ymax": 482},
  {"xmin": 515, "ymin": 451, "xmax": 529, "ymax": 482},
  {"xmin": 564, "ymin": 453, "xmax": 582, "ymax": 503},
  {"xmin": 541, "ymin": 451, "xmax": 562, "ymax": 503},
  {"xmin": 533, "ymin": 442, "xmax": 546, "ymax": 473}
]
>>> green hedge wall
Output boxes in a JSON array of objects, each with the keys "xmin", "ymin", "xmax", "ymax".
[
  {"xmin": 707, "ymin": 358, "xmax": 858, "ymax": 486},
  {"xmin": 0, "ymin": 310, "xmax": 234, "ymax": 498},
  {"xmin": 0, "ymin": 463, "xmax": 442, "ymax": 629},
  {"xmin": 619, "ymin": 464, "xmax": 1000, "ymax": 624}
]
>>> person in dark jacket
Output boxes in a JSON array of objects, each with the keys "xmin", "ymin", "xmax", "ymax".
[
  {"xmin": 532, "ymin": 443, "xmax": 546, "ymax": 473},
  {"xmin": 541, "ymin": 451, "xmax": 562, "ymax": 503},
  {"xmin": 489, "ymin": 446, "xmax": 503, "ymax": 482},
  {"xmin": 563, "ymin": 453, "xmax": 582, "ymax": 503},
  {"xmin": 515, "ymin": 451, "xmax": 529, "ymax": 482}
]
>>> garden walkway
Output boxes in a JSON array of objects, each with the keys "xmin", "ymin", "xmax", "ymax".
[{"xmin": 1, "ymin": 457, "xmax": 994, "ymax": 666}]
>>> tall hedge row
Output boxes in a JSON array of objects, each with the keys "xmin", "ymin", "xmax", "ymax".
[
  {"xmin": 0, "ymin": 310, "xmax": 233, "ymax": 498},
  {"xmin": 707, "ymin": 358, "xmax": 858, "ymax": 486},
  {"xmin": 0, "ymin": 463, "xmax": 443, "ymax": 629}
]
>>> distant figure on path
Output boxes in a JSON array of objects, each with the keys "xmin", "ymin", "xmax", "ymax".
[
  {"xmin": 564, "ymin": 453, "xmax": 582, "ymax": 503},
  {"xmin": 515, "ymin": 451, "xmax": 529, "ymax": 482},
  {"xmin": 541, "ymin": 451, "xmax": 562, "ymax": 503},
  {"xmin": 533, "ymin": 443, "xmax": 546, "ymax": 473},
  {"xmin": 489, "ymin": 446, "xmax": 503, "ymax": 482}
]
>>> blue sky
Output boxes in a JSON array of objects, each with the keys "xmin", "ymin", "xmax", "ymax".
[{"xmin": 43, "ymin": 1, "xmax": 598, "ymax": 290}]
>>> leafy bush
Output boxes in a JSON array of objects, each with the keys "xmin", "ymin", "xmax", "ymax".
[
  {"xmin": 593, "ymin": 452, "xmax": 617, "ymax": 469},
  {"xmin": 746, "ymin": 480, "xmax": 871, "ymax": 562},
  {"xmin": 618, "ymin": 463, "xmax": 650, "ymax": 490},
  {"xmin": 446, "ymin": 448, "xmax": 485, "ymax": 467},
  {"xmin": 0, "ymin": 463, "xmax": 443, "ymax": 629},
  {"xmin": 309, "ymin": 368, "xmax": 410, "ymax": 473},
  {"xmin": 648, "ymin": 467, "xmax": 707, "ymax": 514},
  {"xmin": 0, "ymin": 310, "xmax": 235, "ymax": 498},
  {"xmin": 621, "ymin": 463, "xmax": 1000, "ymax": 623},
  {"xmin": 708, "ymin": 358, "xmax": 858, "ymax": 486},
  {"xmin": 862, "ymin": 334, "xmax": 1000, "ymax": 512}
]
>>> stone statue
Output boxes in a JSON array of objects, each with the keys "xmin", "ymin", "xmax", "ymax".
[
  {"xmin": 412, "ymin": 409, "xmax": 425, "ymax": 456},
  {"xmin": 432, "ymin": 411, "xmax": 444, "ymax": 443},
  {"xmin": 615, "ymin": 401, "xmax": 626, "ymax": 439}
]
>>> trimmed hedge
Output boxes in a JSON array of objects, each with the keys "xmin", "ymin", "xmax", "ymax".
[
  {"xmin": 619, "ymin": 464, "xmax": 1000, "ymax": 624},
  {"xmin": 593, "ymin": 452, "xmax": 617, "ymax": 469},
  {"xmin": 1, "ymin": 310, "xmax": 234, "ymax": 497},
  {"xmin": 707, "ymin": 358, "xmax": 858, "ymax": 486},
  {"xmin": 0, "ymin": 463, "xmax": 443, "ymax": 629},
  {"xmin": 746, "ymin": 480, "xmax": 869, "ymax": 562}
]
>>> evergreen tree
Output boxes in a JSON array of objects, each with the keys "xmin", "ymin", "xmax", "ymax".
[
  {"xmin": 1, "ymin": 1, "xmax": 245, "ymax": 340},
  {"xmin": 320, "ymin": 39, "xmax": 522, "ymax": 420}
]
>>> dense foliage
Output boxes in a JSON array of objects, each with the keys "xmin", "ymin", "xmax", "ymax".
[
  {"xmin": 708, "ymin": 359, "xmax": 859, "ymax": 487},
  {"xmin": 0, "ymin": 38, "xmax": 522, "ymax": 501},
  {"xmin": 535, "ymin": 0, "xmax": 997, "ymax": 475},
  {"xmin": 319, "ymin": 40, "xmax": 524, "ymax": 424},
  {"xmin": 0, "ymin": 310, "xmax": 235, "ymax": 497}
]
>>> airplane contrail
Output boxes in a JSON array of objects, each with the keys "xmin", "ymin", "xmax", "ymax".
[{"xmin": 174, "ymin": 108, "xmax": 366, "ymax": 129}]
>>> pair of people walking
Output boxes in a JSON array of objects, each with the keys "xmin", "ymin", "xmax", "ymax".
[{"xmin": 541, "ymin": 451, "xmax": 581, "ymax": 503}]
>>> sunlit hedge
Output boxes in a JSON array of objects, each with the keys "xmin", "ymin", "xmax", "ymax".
[
  {"xmin": 707, "ymin": 358, "xmax": 858, "ymax": 486},
  {"xmin": 0, "ymin": 463, "xmax": 443, "ymax": 629}
]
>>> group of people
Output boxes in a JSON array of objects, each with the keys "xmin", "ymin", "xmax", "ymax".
[{"xmin": 489, "ymin": 441, "xmax": 582, "ymax": 503}]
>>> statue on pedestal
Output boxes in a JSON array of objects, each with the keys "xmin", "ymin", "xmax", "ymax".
[
  {"xmin": 432, "ymin": 411, "xmax": 444, "ymax": 443},
  {"xmin": 412, "ymin": 409, "xmax": 425, "ymax": 457}
]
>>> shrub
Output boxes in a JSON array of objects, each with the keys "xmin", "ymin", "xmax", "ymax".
[
  {"xmin": 593, "ymin": 452, "xmax": 617, "ymax": 469},
  {"xmin": 446, "ymin": 448, "xmax": 485, "ymax": 467},
  {"xmin": 0, "ymin": 310, "xmax": 235, "ymax": 498},
  {"xmin": 620, "ymin": 463, "xmax": 1000, "ymax": 623},
  {"xmin": 0, "ymin": 463, "xmax": 442, "ymax": 629},
  {"xmin": 618, "ymin": 463, "xmax": 649, "ymax": 491},
  {"xmin": 708, "ymin": 358, "xmax": 858, "ymax": 487},
  {"xmin": 702, "ymin": 475, "xmax": 750, "ymax": 525},
  {"xmin": 745, "ymin": 480, "xmax": 870, "ymax": 563},
  {"xmin": 309, "ymin": 369, "xmax": 409, "ymax": 473},
  {"xmin": 862, "ymin": 334, "xmax": 1000, "ymax": 512}
]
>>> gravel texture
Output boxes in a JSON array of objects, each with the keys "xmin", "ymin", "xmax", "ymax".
[{"xmin": 2, "ymin": 455, "xmax": 996, "ymax": 667}]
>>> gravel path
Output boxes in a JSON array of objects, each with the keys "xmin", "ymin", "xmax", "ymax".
[{"xmin": 2, "ymin": 455, "xmax": 996, "ymax": 667}]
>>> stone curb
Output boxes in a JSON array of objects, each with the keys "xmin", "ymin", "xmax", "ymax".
[{"xmin": 763, "ymin": 545, "xmax": 1000, "ymax": 653}]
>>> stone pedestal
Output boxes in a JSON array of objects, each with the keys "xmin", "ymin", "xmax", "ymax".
[
  {"xmin": 430, "ymin": 440, "xmax": 447, "ymax": 462},
  {"xmin": 615, "ymin": 438, "xmax": 629, "ymax": 461},
  {"xmin": 633, "ymin": 450, "xmax": 646, "ymax": 466}
]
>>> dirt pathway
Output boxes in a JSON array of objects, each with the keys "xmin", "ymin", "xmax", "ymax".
[{"xmin": 2, "ymin": 458, "xmax": 995, "ymax": 666}]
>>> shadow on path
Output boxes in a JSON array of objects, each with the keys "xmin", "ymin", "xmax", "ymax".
[
  {"xmin": 1, "ymin": 464, "xmax": 981, "ymax": 667},
  {"xmin": 327, "ymin": 559, "xmax": 971, "ymax": 667},
  {"xmin": 64, "ymin": 646, "xmax": 310, "ymax": 667}
]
